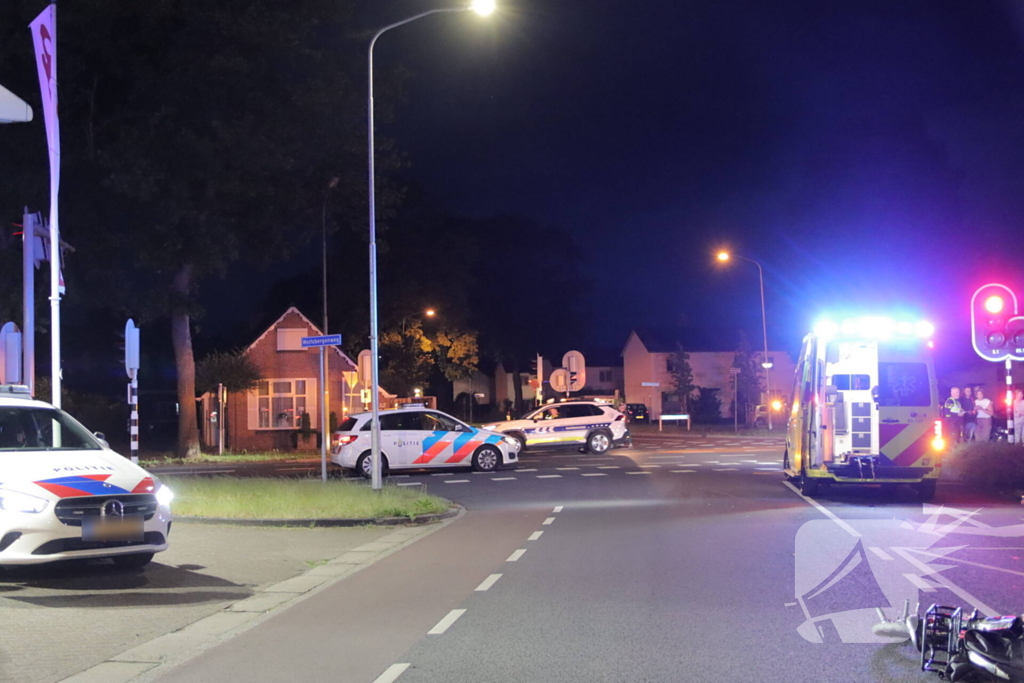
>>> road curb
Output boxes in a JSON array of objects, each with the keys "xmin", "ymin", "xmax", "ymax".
[{"xmin": 174, "ymin": 505, "xmax": 461, "ymax": 528}]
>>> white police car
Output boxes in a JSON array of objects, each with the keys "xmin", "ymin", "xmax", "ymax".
[
  {"xmin": 0, "ymin": 385, "xmax": 172, "ymax": 568},
  {"xmin": 482, "ymin": 400, "xmax": 631, "ymax": 454},
  {"xmin": 331, "ymin": 407, "xmax": 519, "ymax": 477}
]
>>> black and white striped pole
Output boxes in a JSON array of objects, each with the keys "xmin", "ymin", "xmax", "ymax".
[{"xmin": 125, "ymin": 319, "xmax": 140, "ymax": 463}]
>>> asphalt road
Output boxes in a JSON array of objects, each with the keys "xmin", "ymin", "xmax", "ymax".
[{"xmin": 144, "ymin": 432, "xmax": 1024, "ymax": 683}]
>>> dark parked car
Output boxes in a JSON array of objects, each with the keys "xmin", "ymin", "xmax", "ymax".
[{"xmin": 624, "ymin": 403, "xmax": 650, "ymax": 424}]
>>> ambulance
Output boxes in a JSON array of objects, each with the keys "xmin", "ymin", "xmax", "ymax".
[{"xmin": 784, "ymin": 317, "xmax": 944, "ymax": 500}]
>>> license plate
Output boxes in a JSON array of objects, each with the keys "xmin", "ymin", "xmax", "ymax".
[{"xmin": 82, "ymin": 516, "xmax": 144, "ymax": 542}]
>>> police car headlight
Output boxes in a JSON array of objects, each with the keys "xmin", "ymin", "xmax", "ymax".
[
  {"xmin": 155, "ymin": 482, "xmax": 174, "ymax": 507},
  {"xmin": 502, "ymin": 436, "xmax": 519, "ymax": 449},
  {"xmin": 482, "ymin": 424, "xmax": 499, "ymax": 431},
  {"xmin": 0, "ymin": 488, "xmax": 49, "ymax": 514}
]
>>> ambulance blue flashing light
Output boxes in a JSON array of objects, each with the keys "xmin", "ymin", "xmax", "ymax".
[{"xmin": 812, "ymin": 317, "xmax": 934, "ymax": 340}]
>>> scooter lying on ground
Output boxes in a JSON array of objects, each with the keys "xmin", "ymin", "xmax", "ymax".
[{"xmin": 873, "ymin": 602, "xmax": 1024, "ymax": 681}]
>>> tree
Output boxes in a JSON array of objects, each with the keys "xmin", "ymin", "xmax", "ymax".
[
  {"xmin": 377, "ymin": 319, "xmax": 479, "ymax": 399},
  {"xmin": 732, "ymin": 332, "xmax": 764, "ymax": 423},
  {"xmin": 0, "ymin": 0, "xmax": 405, "ymax": 458},
  {"xmin": 668, "ymin": 344, "xmax": 695, "ymax": 412},
  {"xmin": 194, "ymin": 350, "xmax": 261, "ymax": 396},
  {"xmin": 691, "ymin": 387, "xmax": 722, "ymax": 424}
]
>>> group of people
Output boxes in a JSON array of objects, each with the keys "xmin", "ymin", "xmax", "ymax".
[{"xmin": 942, "ymin": 385, "xmax": 1024, "ymax": 444}]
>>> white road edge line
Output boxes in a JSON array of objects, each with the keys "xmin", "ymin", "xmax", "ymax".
[
  {"xmin": 374, "ymin": 663, "xmax": 411, "ymax": 683},
  {"xmin": 542, "ymin": 517, "xmax": 555, "ymax": 525},
  {"xmin": 428, "ymin": 609, "xmax": 467, "ymax": 634},
  {"xmin": 507, "ymin": 549, "xmax": 527, "ymax": 562},
  {"xmin": 529, "ymin": 531, "xmax": 543, "ymax": 541},
  {"xmin": 782, "ymin": 481, "xmax": 862, "ymax": 538},
  {"xmin": 475, "ymin": 574, "xmax": 503, "ymax": 591}
]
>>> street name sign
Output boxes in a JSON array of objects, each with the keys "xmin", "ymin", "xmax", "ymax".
[
  {"xmin": 641, "ymin": 382, "xmax": 660, "ymax": 387},
  {"xmin": 301, "ymin": 334, "xmax": 342, "ymax": 348}
]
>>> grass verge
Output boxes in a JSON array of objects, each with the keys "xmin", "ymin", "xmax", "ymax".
[{"xmin": 163, "ymin": 477, "xmax": 451, "ymax": 520}]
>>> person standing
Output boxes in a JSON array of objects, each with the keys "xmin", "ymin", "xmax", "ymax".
[
  {"xmin": 974, "ymin": 388, "xmax": 994, "ymax": 443},
  {"xmin": 961, "ymin": 386, "xmax": 977, "ymax": 442},
  {"xmin": 942, "ymin": 387, "xmax": 963, "ymax": 445},
  {"xmin": 962, "ymin": 385, "xmax": 978, "ymax": 444},
  {"xmin": 1013, "ymin": 388, "xmax": 1024, "ymax": 444}
]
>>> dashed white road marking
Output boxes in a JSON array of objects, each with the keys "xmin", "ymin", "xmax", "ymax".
[
  {"xmin": 598, "ymin": 466, "xmax": 620, "ymax": 470},
  {"xmin": 432, "ymin": 473, "xmax": 450, "ymax": 477},
  {"xmin": 536, "ymin": 474, "xmax": 562, "ymax": 479},
  {"xmin": 713, "ymin": 468, "xmax": 739, "ymax": 472},
  {"xmin": 581, "ymin": 473, "xmax": 607, "ymax": 477},
  {"xmin": 475, "ymin": 574, "xmax": 503, "ymax": 591},
  {"xmin": 626, "ymin": 471, "xmax": 652, "ymax": 475},
  {"xmin": 507, "ymin": 549, "xmax": 527, "ymax": 562},
  {"xmin": 517, "ymin": 468, "xmax": 538, "ymax": 472},
  {"xmin": 491, "ymin": 477, "xmax": 516, "ymax": 481},
  {"xmin": 396, "ymin": 482, "xmax": 423, "ymax": 487},
  {"xmin": 374, "ymin": 663, "xmax": 410, "ymax": 683},
  {"xmin": 543, "ymin": 517, "xmax": 555, "ymax": 525},
  {"xmin": 444, "ymin": 479, "xmax": 470, "ymax": 484},
  {"xmin": 904, "ymin": 574, "xmax": 936, "ymax": 592},
  {"xmin": 869, "ymin": 547, "xmax": 894, "ymax": 561},
  {"xmin": 639, "ymin": 464, "xmax": 661, "ymax": 468},
  {"xmin": 529, "ymin": 531, "xmax": 544, "ymax": 541},
  {"xmin": 671, "ymin": 470, "xmax": 696, "ymax": 473},
  {"xmin": 556, "ymin": 467, "xmax": 580, "ymax": 471},
  {"xmin": 553, "ymin": 505, "xmax": 563, "ymax": 513},
  {"xmin": 391, "ymin": 474, "xmax": 409, "ymax": 478},
  {"xmin": 428, "ymin": 609, "xmax": 467, "ymax": 634}
]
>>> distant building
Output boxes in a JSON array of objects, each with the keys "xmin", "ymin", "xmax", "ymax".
[
  {"xmin": 622, "ymin": 328, "xmax": 795, "ymax": 420},
  {"xmin": 200, "ymin": 307, "xmax": 394, "ymax": 452}
]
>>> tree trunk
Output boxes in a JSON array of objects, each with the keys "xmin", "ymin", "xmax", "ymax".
[
  {"xmin": 171, "ymin": 265, "xmax": 201, "ymax": 459},
  {"xmin": 512, "ymin": 366, "xmax": 525, "ymax": 416}
]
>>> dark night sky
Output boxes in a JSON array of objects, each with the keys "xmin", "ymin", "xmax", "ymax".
[{"xmin": 338, "ymin": 0, "xmax": 1024, "ymax": 369}]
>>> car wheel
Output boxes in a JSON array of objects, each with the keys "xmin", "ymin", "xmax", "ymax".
[
  {"xmin": 917, "ymin": 479, "xmax": 937, "ymax": 502},
  {"xmin": 112, "ymin": 552, "xmax": 154, "ymax": 569},
  {"xmin": 472, "ymin": 445, "xmax": 501, "ymax": 472},
  {"xmin": 800, "ymin": 470, "xmax": 819, "ymax": 497},
  {"xmin": 356, "ymin": 451, "xmax": 389, "ymax": 480},
  {"xmin": 587, "ymin": 430, "xmax": 612, "ymax": 454}
]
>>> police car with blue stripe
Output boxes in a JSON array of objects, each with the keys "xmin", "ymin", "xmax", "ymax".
[{"xmin": 482, "ymin": 401, "xmax": 631, "ymax": 454}]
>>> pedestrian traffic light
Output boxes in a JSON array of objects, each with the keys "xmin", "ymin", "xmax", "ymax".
[{"xmin": 971, "ymin": 283, "xmax": 1024, "ymax": 362}]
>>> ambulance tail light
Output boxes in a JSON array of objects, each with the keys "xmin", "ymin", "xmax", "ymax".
[{"xmin": 931, "ymin": 420, "xmax": 945, "ymax": 451}]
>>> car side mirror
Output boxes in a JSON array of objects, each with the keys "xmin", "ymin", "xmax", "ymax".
[{"xmin": 94, "ymin": 431, "xmax": 110, "ymax": 448}]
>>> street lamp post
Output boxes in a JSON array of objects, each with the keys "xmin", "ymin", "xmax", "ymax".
[
  {"xmin": 367, "ymin": 1, "xmax": 494, "ymax": 490},
  {"xmin": 716, "ymin": 252, "xmax": 773, "ymax": 431}
]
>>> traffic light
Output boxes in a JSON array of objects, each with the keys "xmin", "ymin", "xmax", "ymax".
[{"xmin": 971, "ymin": 284, "xmax": 1024, "ymax": 362}]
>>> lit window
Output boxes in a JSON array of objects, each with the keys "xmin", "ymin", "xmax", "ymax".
[{"xmin": 254, "ymin": 378, "xmax": 315, "ymax": 429}]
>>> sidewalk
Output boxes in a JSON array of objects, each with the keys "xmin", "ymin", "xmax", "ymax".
[{"xmin": 0, "ymin": 520, "xmax": 438, "ymax": 683}]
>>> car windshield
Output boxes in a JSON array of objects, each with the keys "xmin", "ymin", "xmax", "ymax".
[{"xmin": 0, "ymin": 406, "xmax": 103, "ymax": 452}]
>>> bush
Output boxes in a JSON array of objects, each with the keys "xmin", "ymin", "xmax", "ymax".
[{"xmin": 944, "ymin": 441, "xmax": 1024, "ymax": 492}]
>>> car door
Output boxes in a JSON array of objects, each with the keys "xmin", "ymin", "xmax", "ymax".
[
  {"xmin": 525, "ymin": 406, "xmax": 566, "ymax": 446},
  {"xmin": 875, "ymin": 344, "xmax": 936, "ymax": 468},
  {"xmin": 378, "ymin": 412, "xmax": 423, "ymax": 469},
  {"xmin": 559, "ymin": 404, "xmax": 598, "ymax": 444},
  {"xmin": 419, "ymin": 412, "xmax": 480, "ymax": 467}
]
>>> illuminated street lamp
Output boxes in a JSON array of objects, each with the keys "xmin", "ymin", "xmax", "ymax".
[
  {"xmin": 716, "ymin": 251, "xmax": 773, "ymax": 431},
  {"xmin": 401, "ymin": 308, "xmax": 438, "ymax": 333},
  {"xmin": 367, "ymin": 2, "xmax": 494, "ymax": 490}
]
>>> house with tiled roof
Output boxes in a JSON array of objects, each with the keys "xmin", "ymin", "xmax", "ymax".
[
  {"xmin": 205, "ymin": 307, "xmax": 393, "ymax": 452},
  {"xmin": 622, "ymin": 328, "xmax": 794, "ymax": 420}
]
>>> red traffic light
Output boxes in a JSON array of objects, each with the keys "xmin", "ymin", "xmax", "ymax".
[{"xmin": 971, "ymin": 284, "xmax": 1024, "ymax": 362}]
